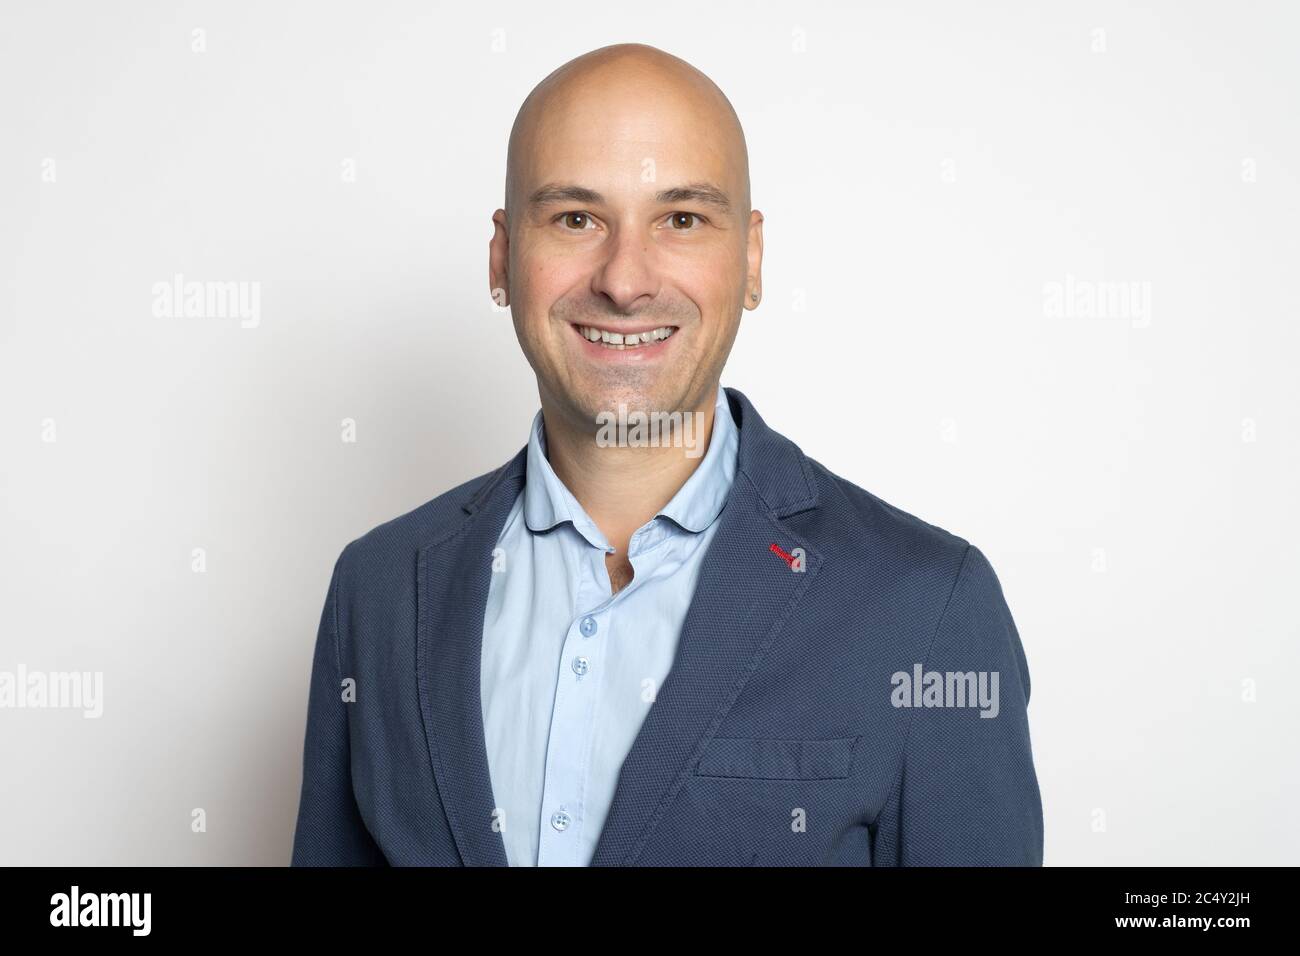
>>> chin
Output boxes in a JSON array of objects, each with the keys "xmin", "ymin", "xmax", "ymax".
[
  {"xmin": 582, "ymin": 381, "xmax": 688, "ymax": 418},
  {"xmin": 562, "ymin": 370, "xmax": 672, "ymax": 415}
]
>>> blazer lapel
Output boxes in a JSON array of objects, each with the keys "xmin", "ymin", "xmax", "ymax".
[
  {"xmin": 589, "ymin": 387, "xmax": 824, "ymax": 865},
  {"xmin": 416, "ymin": 449, "xmax": 525, "ymax": 867}
]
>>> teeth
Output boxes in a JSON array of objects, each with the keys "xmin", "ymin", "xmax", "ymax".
[{"xmin": 577, "ymin": 325, "xmax": 676, "ymax": 349}]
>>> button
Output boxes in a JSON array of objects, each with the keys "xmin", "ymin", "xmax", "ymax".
[
  {"xmin": 550, "ymin": 810, "xmax": 571, "ymax": 831},
  {"xmin": 580, "ymin": 616, "xmax": 597, "ymax": 637},
  {"xmin": 571, "ymin": 656, "xmax": 590, "ymax": 676}
]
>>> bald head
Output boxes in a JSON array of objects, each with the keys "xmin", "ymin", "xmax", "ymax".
[
  {"xmin": 489, "ymin": 43, "xmax": 764, "ymax": 437},
  {"xmin": 504, "ymin": 43, "xmax": 750, "ymax": 223}
]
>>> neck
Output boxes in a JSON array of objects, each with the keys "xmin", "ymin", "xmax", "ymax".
[{"xmin": 540, "ymin": 390, "xmax": 719, "ymax": 555}]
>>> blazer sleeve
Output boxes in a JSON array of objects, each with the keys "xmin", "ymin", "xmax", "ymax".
[
  {"xmin": 872, "ymin": 544, "xmax": 1044, "ymax": 865},
  {"xmin": 290, "ymin": 549, "xmax": 388, "ymax": 865}
]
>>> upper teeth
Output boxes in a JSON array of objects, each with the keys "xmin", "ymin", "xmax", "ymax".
[{"xmin": 578, "ymin": 326, "xmax": 676, "ymax": 348}]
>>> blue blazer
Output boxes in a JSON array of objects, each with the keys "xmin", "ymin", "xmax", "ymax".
[{"xmin": 291, "ymin": 387, "xmax": 1043, "ymax": 866}]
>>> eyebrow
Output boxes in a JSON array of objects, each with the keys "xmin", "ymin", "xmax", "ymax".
[{"xmin": 527, "ymin": 181, "xmax": 732, "ymax": 214}]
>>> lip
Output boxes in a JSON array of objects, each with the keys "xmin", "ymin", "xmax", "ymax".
[{"xmin": 569, "ymin": 322, "xmax": 680, "ymax": 361}]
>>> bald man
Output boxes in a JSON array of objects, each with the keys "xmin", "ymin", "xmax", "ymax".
[{"xmin": 291, "ymin": 44, "xmax": 1043, "ymax": 867}]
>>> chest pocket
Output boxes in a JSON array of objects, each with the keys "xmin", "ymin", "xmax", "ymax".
[{"xmin": 693, "ymin": 735, "xmax": 859, "ymax": 780}]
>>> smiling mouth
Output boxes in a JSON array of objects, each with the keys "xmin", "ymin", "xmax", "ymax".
[{"xmin": 574, "ymin": 324, "xmax": 678, "ymax": 350}]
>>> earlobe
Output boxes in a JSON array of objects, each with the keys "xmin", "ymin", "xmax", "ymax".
[
  {"xmin": 488, "ymin": 257, "xmax": 508, "ymax": 308},
  {"xmin": 488, "ymin": 265, "xmax": 508, "ymax": 307},
  {"xmin": 489, "ymin": 209, "xmax": 511, "ymax": 308}
]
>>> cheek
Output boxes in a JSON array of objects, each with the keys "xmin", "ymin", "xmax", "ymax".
[
  {"xmin": 674, "ymin": 244, "xmax": 743, "ymax": 307},
  {"xmin": 519, "ymin": 258, "xmax": 584, "ymax": 318},
  {"xmin": 675, "ymin": 284, "xmax": 731, "ymax": 336}
]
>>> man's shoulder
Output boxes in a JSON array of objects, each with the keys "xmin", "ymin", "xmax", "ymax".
[
  {"xmin": 332, "ymin": 453, "xmax": 520, "ymax": 577},
  {"xmin": 803, "ymin": 454, "xmax": 969, "ymax": 556},
  {"xmin": 786, "ymin": 453, "xmax": 1018, "ymax": 666},
  {"xmin": 791, "ymin": 452, "xmax": 992, "ymax": 601}
]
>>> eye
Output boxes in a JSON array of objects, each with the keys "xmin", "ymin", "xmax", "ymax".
[
  {"xmin": 557, "ymin": 211, "xmax": 597, "ymax": 231},
  {"xmin": 665, "ymin": 212, "xmax": 705, "ymax": 230}
]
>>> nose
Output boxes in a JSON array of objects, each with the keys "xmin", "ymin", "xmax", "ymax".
[{"xmin": 590, "ymin": 224, "xmax": 660, "ymax": 313}]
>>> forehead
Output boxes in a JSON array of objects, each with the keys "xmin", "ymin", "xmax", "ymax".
[{"xmin": 516, "ymin": 86, "xmax": 738, "ymax": 202}]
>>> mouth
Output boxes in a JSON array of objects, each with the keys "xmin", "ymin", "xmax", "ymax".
[{"xmin": 572, "ymin": 323, "xmax": 678, "ymax": 351}]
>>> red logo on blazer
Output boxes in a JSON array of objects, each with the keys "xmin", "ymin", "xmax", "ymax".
[{"xmin": 769, "ymin": 542, "xmax": 796, "ymax": 568}]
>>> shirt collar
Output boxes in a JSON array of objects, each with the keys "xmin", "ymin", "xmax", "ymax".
[
  {"xmin": 522, "ymin": 384, "xmax": 739, "ymax": 545},
  {"xmin": 655, "ymin": 385, "xmax": 738, "ymax": 533}
]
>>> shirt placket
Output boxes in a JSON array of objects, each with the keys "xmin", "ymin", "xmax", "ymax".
[{"xmin": 535, "ymin": 539, "xmax": 615, "ymax": 866}]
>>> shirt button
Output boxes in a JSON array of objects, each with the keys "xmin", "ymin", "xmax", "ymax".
[
  {"xmin": 571, "ymin": 656, "xmax": 590, "ymax": 676},
  {"xmin": 550, "ymin": 810, "xmax": 571, "ymax": 831},
  {"xmin": 580, "ymin": 616, "xmax": 597, "ymax": 637}
]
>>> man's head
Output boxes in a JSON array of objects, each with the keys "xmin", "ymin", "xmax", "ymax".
[{"xmin": 489, "ymin": 43, "xmax": 763, "ymax": 434}]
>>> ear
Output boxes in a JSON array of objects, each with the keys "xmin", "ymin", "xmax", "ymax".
[
  {"xmin": 744, "ymin": 209, "xmax": 764, "ymax": 310},
  {"xmin": 488, "ymin": 208, "xmax": 510, "ymax": 308}
]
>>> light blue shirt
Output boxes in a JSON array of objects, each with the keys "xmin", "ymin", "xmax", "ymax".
[{"xmin": 479, "ymin": 385, "xmax": 739, "ymax": 866}]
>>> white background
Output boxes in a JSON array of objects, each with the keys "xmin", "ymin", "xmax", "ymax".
[{"xmin": 1, "ymin": 0, "xmax": 1296, "ymax": 865}]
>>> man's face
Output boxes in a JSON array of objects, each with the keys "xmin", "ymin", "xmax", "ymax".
[{"xmin": 491, "ymin": 80, "xmax": 761, "ymax": 430}]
